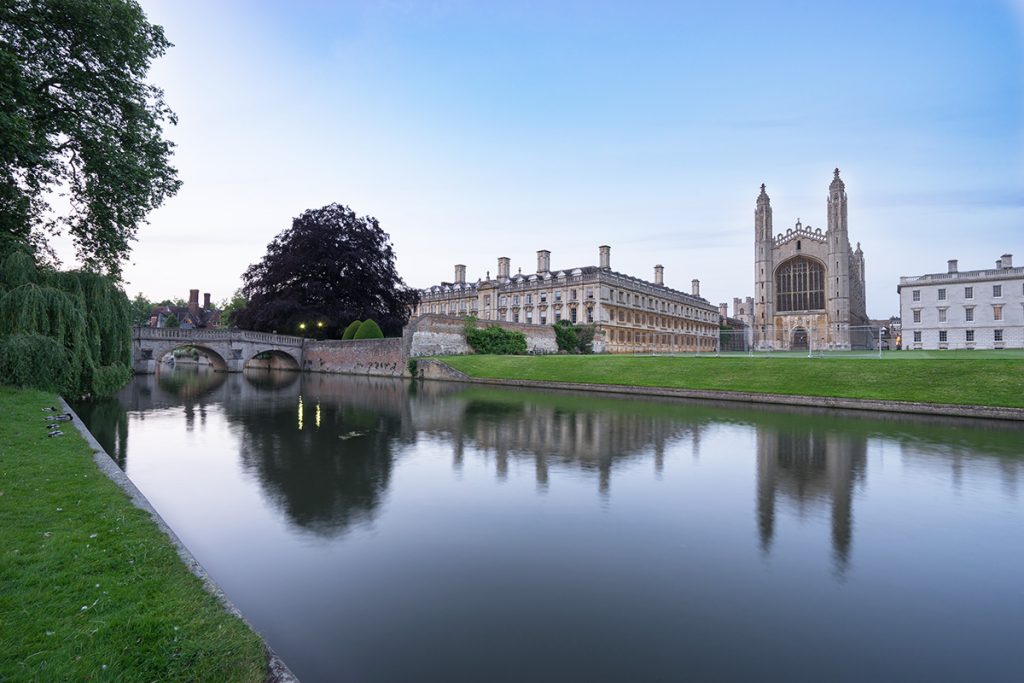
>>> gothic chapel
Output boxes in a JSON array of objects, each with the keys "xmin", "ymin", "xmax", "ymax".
[{"xmin": 753, "ymin": 169, "xmax": 868, "ymax": 350}]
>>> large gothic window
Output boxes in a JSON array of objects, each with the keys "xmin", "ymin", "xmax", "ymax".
[{"xmin": 776, "ymin": 257, "xmax": 825, "ymax": 312}]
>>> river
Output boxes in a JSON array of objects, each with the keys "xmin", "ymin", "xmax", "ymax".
[{"xmin": 74, "ymin": 368, "xmax": 1024, "ymax": 682}]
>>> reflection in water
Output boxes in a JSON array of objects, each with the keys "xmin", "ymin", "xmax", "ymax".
[
  {"xmin": 757, "ymin": 425, "xmax": 866, "ymax": 574},
  {"xmin": 72, "ymin": 370, "xmax": 1024, "ymax": 683}
]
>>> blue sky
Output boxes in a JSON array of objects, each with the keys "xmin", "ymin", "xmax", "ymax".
[{"xmin": 109, "ymin": 0, "xmax": 1024, "ymax": 318}]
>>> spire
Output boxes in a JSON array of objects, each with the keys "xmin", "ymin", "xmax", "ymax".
[
  {"xmin": 830, "ymin": 167, "xmax": 845, "ymax": 192},
  {"xmin": 757, "ymin": 183, "xmax": 770, "ymax": 206}
]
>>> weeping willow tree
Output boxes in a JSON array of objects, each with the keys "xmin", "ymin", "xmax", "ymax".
[{"xmin": 0, "ymin": 252, "xmax": 132, "ymax": 397}]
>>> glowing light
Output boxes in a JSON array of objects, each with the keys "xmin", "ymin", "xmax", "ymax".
[
  {"xmin": 315, "ymin": 403, "xmax": 321, "ymax": 429},
  {"xmin": 297, "ymin": 395, "xmax": 304, "ymax": 430}
]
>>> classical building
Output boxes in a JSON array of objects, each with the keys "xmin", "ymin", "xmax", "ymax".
[
  {"xmin": 898, "ymin": 254, "xmax": 1022, "ymax": 350},
  {"xmin": 413, "ymin": 246, "xmax": 720, "ymax": 353},
  {"xmin": 752, "ymin": 169, "xmax": 870, "ymax": 350}
]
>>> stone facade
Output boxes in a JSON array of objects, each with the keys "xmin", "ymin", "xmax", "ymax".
[
  {"xmin": 751, "ymin": 169, "xmax": 869, "ymax": 350},
  {"xmin": 413, "ymin": 246, "xmax": 720, "ymax": 354},
  {"xmin": 404, "ymin": 314, "xmax": 558, "ymax": 357},
  {"xmin": 898, "ymin": 254, "xmax": 1023, "ymax": 350}
]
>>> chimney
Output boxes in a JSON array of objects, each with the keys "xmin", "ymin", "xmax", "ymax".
[
  {"xmin": 719, "ymin": 303, "xmax": 729, "ymax": 319},
  {"xmin": 454, "ymin": 264, "xmax": 466, "ymax": 284},
  {"xmin": 654, "ymin": 264, "xmax": 664, "ymax": 286},
  {"xmin": 497, "ymin": 257, "xmax": 510, "ymax": 281},
  {"xmin": 691, "ymin": 279, "xmax": 700, "ymax": 297},
  {"xmin": 599, "ymin": 245, "xmax": 611, "ymax": 270},
  {"xmin": 188, "ymin": 289, "xmax": 199, "ymax": 315},
  {"xmin": 996, "ymin": 259, "xmax": 1002, "ymax": 269},
  {"xmin": 203, "ymin": 292, "xmax": 211, "ymax": 309},
  {"xmin": 537, "ymin": 250, "xmax": 550, "ymax": 274},
  {"xmin": 1001, "ymin": 253, "xmax": 1012, "ymax": 268},
  {"xmin": 947, "ymin": 259, "xmax": 958, "ymax": 274}
]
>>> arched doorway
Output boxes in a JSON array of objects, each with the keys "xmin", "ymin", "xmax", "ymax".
[{"xmin": 791, "ymin": 327, "xmax": 809, "ymax": 351}]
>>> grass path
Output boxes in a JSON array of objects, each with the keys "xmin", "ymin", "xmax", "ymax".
[
  {"xmin": 439, "ymin": 353, "xmax": 1024, "ymax": 408},
  {"xmin": 0, "ymin": 387, "xmax": 267, "ymax": 682}
]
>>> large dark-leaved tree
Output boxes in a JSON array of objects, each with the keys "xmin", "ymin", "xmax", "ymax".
[
  {"xmin": 0, "ymin": 0, "xmax": 181, "ymax": 276},
  {"xmin": 234, "ymin": 204, "xmax": 419, "ymax": 337}
]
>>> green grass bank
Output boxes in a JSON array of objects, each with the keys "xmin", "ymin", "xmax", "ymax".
[
  {"xmin": 0, "ymin": 386, "xmax": 267, "ymax": 682},
  {"xmin": 439, "ymin": 352, "xmax": 1024, "ymax": 409}
]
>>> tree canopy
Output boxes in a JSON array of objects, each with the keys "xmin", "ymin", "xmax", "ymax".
[
  {"xmin": 0, "ymin": 0, "xmax": 181, "ymax": 276},
  {"xmin": 234, "ymin": 204, "xmax": 419, "ymax": 337}
]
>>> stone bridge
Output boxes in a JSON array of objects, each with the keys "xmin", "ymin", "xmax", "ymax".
[{"xmin": 132, "ymin": 327, "xmax": 305, "ymax": 373}]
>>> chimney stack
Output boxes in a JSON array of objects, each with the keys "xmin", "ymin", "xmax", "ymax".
[
  {"xmin": 947, "ymin": 259, "xmax": 958, "ymax": 274},
  {"xmin": 203, "ymin": 292, "xmax": 211, "ymax": 309},
  {"xmin": 188, "ymin": 289, "xmax": 199, "ymax": 315},
  {"xmin": 455, "ymin": 264, "xmax": 466, "ymax": 284},
  {"xmin": 537, "ymin": 250, "xmax": 550, "ymax": 274},
  {"xmin": 654, "ymin": 264, "xmax": 664, "ymax": 286},
  {"xmin": 599, "ymin": 245, "xmax": 611, "ymax": 270},
  {"xmin": 498, "ymin": 257, "xmax": 510, "ymax": 281},
  {"xmin": 719, "ymin": 303, "xmax": 729, "ymax": 319},
  {"xmin": 691, "ymin": 279, "xmax": 700, "ymax": 297},
  {"xmin": 1001, "ymin": 253, "xmax": 1013, "ymax": 268}
]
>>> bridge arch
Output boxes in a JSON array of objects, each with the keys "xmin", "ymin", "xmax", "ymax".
[
  {"xmin": 152, "ymin": 343, "xmax": 230, "ymax": 372},
  {"xmin": 244, "ymin": 348, "xmax": 301, "ymax": 371}
]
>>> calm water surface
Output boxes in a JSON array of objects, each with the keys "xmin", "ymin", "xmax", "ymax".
[{"xmin": 75, "ymin": 369, "xmax": 1024, "ymax": 683}]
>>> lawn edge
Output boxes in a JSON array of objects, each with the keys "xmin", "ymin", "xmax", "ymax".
[
  {"xmin": 59, "ymin": 397, "xmax": 301, "ymax": 683},
  {"xmin": 417, "ymin": 359, "xmax": 1024, "ymax": 422}
]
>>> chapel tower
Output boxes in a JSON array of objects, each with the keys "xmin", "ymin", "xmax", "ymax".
[
  {"xmin": 753, "ymin": 183, "xmax": 774, "ymax": 348},
  {"xmin": 825, "ymin": 168, "xmax": 852, "ymax": 348}
]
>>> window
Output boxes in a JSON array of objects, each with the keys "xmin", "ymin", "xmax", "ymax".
[
  {"xmin": 540, "ymin": 315, "xmax": 546, "ymax": 325},
  {"xmin": 512, "ymin": 295, "xmax": 519, "ymax": 305},
  {"xmin": 993, "ymin": 284, "xmax": 1002, "ymax": 297},
  {"xmin": 964, "ymin": 286, "xmax": 973, "ymax": 299},
  {"xmin": 995, "ymin": 329, "xmax": 1003, "ymax": 342},
  {"xmin": 938, "ymin": 308, "xmax": 946, "ymax": 322},
  {"xmin": 914, "ymin": 331, "xmax": 922, "ymax": 343},
  {"xmin": 585, "ymin": 288, "xmax": 593, "ymax": 299},
  {"xmin": 587, "ymin": 308, "xmax": 594, "ymax": 323},
  {"xmin": 775, "ymin": 257, "xmax": 826, "ymax": 312},
  {"xmin": 939, "ymin": 330, "xmax": 947, "ymax": 343},
  {"xmin": 526, "ymin": 312, "xmax": 533, "ymax": 324},
  {"xmin": 912, "ymin": 310, "xmax": 921, "ymax": 323},
  {"xmin": 994, "ymin": 305, "xmax": 1003, "ymax": 321},
  {"xmin": 965, "ymin": 307, "xmax": 974, "ymax": 322},
  {"xmin": 555, "ymin": 291, "xmax": 562, "ymax": 302},
  {"xmin": 540, "ymin": 292, "xmax": 547, "ymax": 303},
  {"xmin": 966, "ymin": 329, "xmax": 975, "ymax": 343},
  {"xmin": 554, "ymin": 311, "xmax": 561, "ymax": 322},
  {"xmin": 937, "ymin": 288, "xmax": 946, "ymax": 301},
  {"xmin": 512, "ymin": 311, "xmax": 519, "ymax": 323},
  {"xmin": 526, "ymin": 294, "xmax": 532, "ymax": 304},
  {"xmin": 570, "ymin": 308, "xmax": 577, "ymax": 323},
  {"xmin": 912, "ymin": 290, "xmax": 921, "ymax": 302}
]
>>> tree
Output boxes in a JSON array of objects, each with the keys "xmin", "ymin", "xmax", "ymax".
[
  {"xmin": 0, "ymin": 0, "xmax": 181, "ymax": 276},
  {"xmin": 217, "ymin": 288, "xmax": 247, "ymax": 328},
  {"xmin": 234, "ymin": 204, "xmax": 419, "ymax": 337},
  {"xmin": 128, "ymin": 293, "xmax": 153, "ymax": 325},
  {"xmin": 163, "ymin": 312, "xmax": 179, "ymax": 328}
]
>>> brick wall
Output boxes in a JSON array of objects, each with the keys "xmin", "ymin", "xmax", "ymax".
[{"xmin": 302, "ymin": 338, "xmax": 405, "ymax": 377}]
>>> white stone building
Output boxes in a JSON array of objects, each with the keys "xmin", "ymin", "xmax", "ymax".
[
  {"xmin": 413, "ymin": 246, "xmax": 721, "ymax": 354},
  {"xmin": 898, "ymin": 254, "xmax": 1023, "ymax": 350}
]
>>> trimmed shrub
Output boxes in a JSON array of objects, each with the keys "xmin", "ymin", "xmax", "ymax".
[
  {"xmin": 341, "ymin": 320, "xmax": 362, "ymax": 340},
  {"xmin": 0, "ymin": 333, "xmax": 70, "ymax": 393},
  {"xmin": 466, "ymin": 326, "xmax": 527, "ymax": 355},
  {"xmin": 353, "ymin": 319, "xmax": 384, "ymax": 339},
  {"xmin": 553, "ymin": 320, "xmax": 594, "ymax": 354}
]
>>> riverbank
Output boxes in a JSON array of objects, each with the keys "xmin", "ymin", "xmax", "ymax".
[
  {"xmin": 0, "ymin": 387, "xmax": 271, "ymax": 682},
  {"xmin": 435, "ymin": 354, "xmax": 1024, "ymax": 415}
]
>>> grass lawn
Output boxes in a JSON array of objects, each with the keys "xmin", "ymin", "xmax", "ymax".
[
  {"xmin": 439, "ymin": 352, "xmax": 1024, "ymax": 408},
  {"xmin": 0, "ymin": 386, "xmax": 267, "ymax": 682}
]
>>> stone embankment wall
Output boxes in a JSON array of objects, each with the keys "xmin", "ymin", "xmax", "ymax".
[
  {"xmin": 404, "ymin": 314, "xmax": 557, "ymax": 357},
  {"xmin": 303, "ymin": 338, "xmax": 405, "ymax": 377}
]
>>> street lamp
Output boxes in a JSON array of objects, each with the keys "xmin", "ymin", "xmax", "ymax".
[{"xmin": 298, "ymin": 322, "xmax": 307, "ymax": 337}]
